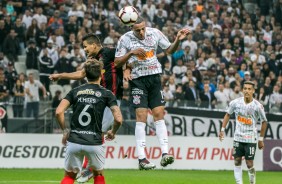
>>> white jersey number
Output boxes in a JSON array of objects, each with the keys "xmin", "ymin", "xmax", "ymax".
[{"xmin": 78, "ymin": 105, "xmax": 91, "ymax": 126}]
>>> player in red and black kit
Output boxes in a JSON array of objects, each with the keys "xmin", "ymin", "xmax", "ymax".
[
  {"xmin": 50, "ymin": 33, "xmax": 123, "ymax": 183},
  {"xmin": 56, "ymin": 58, "xmax": 122, "ymax": 184}
]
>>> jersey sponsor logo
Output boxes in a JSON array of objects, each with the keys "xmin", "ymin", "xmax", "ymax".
[
  {"xmin": 237, "ymin": 115, "xmax": 253, "ymax": 125},
  {"xmin": 71, "ymin": 130, "xmax": 96, "ymax": 135},
  {"xmin": 137, "ymin": 49, "xmax": 154, "ymax": 61},
  {"xmin": 132, "ymin": 88, "xmax": 144, "ymax": 95},
  {"xmin": 77, "ymin": 89, "xmax": 95, "ymax": 96},
  {"xmin": 137, "ymin": 64, "xmax": 158, "ymax": 71},
  {"xmin": 95, "ymin": 91, "xmax": 102, "ymax": 97},
  {"xmin": 133, "ymin": 95, "xmax": 141, "ymax": 105}
]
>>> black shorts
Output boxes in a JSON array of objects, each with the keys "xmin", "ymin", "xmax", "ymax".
[
  {"xmin": 233, "ymin": 141, "xmax": 257, "ymax": 160},
  {"xmin": 129, "ymin": 74, "xmax": 165, "ymax": 109}
]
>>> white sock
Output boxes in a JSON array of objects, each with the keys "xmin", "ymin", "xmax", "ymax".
[
  {"xmin": 234, "ymin": 165, "xmax": 243, "ymax": 184},
  {"xmin": 248, "ymin": 167, "xmax": 256, "ymax": 184},
  {"xmin": 135, "ymin": 122, "xmax": 146, "ymax": 160},
  {"xmin": 155, "ymin": 120, "xmax": 168, "ymax": 155}
]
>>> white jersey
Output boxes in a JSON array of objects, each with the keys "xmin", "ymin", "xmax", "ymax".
[
  {"xmin": 115, "ymin": 27, "xmax": 171, "ymax": 79},
  {"xmin": 227, "ymin": 97, "xmax": 267, "ymax": 143}
]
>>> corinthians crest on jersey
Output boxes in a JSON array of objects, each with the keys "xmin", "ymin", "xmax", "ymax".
[{"xmin": 133, "ymin": 95, "xmax": 141, "ymax": 104}]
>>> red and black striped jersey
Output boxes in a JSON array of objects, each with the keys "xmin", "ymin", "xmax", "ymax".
[{"xmin": 91, "ymin": 47, "xmax": 123, "ymax": 99}]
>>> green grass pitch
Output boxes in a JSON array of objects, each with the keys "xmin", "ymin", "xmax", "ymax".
[{"xmin": 0, "ymin": 169, "xmax": 281, "ymax": 184}]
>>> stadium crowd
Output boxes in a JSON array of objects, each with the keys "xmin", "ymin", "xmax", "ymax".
[{"xmin": 0, "ymin": 0, "xmax": 282, "ymax": 124}]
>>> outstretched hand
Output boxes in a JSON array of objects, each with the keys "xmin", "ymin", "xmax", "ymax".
[
  {"xmin": 176, "ymin": 28, "xmax": 191, "ymax": 41},
  {"xmin": 49, "ymin": 74, "xmax": 60, "ymax": 81}
]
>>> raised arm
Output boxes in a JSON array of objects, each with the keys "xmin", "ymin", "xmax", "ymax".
[
  {"xmin": 166, "ymin": 28, "xmax": 190, "ymax": 55},
  {"xmin": 49, "ymin": 69, "xmax": 86, "ymax": 81}
]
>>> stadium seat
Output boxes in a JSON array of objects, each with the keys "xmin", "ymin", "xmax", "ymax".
[
  {"xmin": 62, "ymin": 85, "xmax": 72, "ymax": 97},
  {"xmin": 49, "ymin": 84, "xmax": 64, "ymax": 98},
  {"xmin": 18, "ymin": 55, "xmax": 26, "ymax": 63},
  {"xmin": 14, "ymin": 62, "xmax": 27, "ymax": 74}
]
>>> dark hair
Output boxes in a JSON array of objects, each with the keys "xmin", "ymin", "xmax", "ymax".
[
  {"xmin": 82, "ymin": 33, "xmax": 101, "ymax": 46},
  {"xmin": 244, "ymin": 81, "xmax": 255, "ymax": 87},
  {"xmin": 84, "ymin": 58, "xmax": 104, "ymax": 82}
]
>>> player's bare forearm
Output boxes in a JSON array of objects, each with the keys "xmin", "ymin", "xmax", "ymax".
[
  {"xmin": 166, "ymin": 39, "xmax": 181, "ymax": 55},
  {"xmin": 222, "ymin": 113, "xmax": 230, "ymax": 129},
  {"xmin": 219, "ymin": 113, "xmax": 230, "ymax": 141},
  {"xmin": 50, "ymin": 70, "xmax": 86, "ymax": 81},
  {"xmin": 110, "ymin": 105, "xmax": 123, "ymax": 134},
  {"xmin": 55, "ymin": 99, "xmax": 70, "ymax": 130},
  {"xmin": 60, "ymin": 70, "xmax": 86, "ymax": 80},
  {"xmin": 114, "ymin": 52, "xmax": 133, "ymax": 68},
  {"xmin": 260, "ymin": 121, "xmax": 267, "ymax": 138}
]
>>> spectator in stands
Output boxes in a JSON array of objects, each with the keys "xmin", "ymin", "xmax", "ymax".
[
  {"xmin": 3, "ymin": 29, "xmax": 20, "ymax": 62},
  {"xmin": 269, "ymin": 84, "xmax": 282, "ymax": 113},
  {"xmin": 12, "ymin": 78, "xmax": 25, "ymax": 117},
  {"xmin": 22, "ymin": 9, "xmax": 33, "ymax": 29},
  {"xmin": 263, "ymin": 76, "xmax": 273, "ymax": 95},
  {"xmin": 163, "ymin": 84, "xmax": 174, "ymax": 107},
  {"xmin": 4, "ymin": 62, "xmax": 17, "ymax": 95},
  {"xmin": 25, "ymin": 39, "xmax": 40, "ymax": 70},
  {"xmin": 24, "ymin": 73, "xmax": 47, "ymax": 118},
  {"xmin": 0, "ymin": 52, "xmax": 8, "ymax": 70},
  {"xmin": 257, "ymin": 87, "xmax": 269, "ymax": 112},
  {"xmin": 64, "ymin": 16, "xmax": 79, "ymax": 41},
  {"xmin": 172, "ymin": 59, "xmax": 187, "ymax": 84},
  {"xmin": 54, "ymin": 49, "xmax": 73, "ymax": 86},
  {"xmin": 184, "ymin": 80, "xmax": 199, "ymax": 107},
  {"xmin": 33, "ymin": 7, "xmax": 47, "ymax": 27},
  {"xmin": 51, "ymin": 90, "xmax": 62, "ymax": 109},
  {"xmin": 162, "ymin": 60, "xmax": 172, "ymax": 83},
  {"xmin": 230, "ymin": 84, "xmax": 244, "ymax": 101},
  {"xmin": 18, "ymin": 73, "xmax": 26, "ymax": 87},
  {"xmin": 167, "ymin": 76, "xmax": 177, "ymax": 94},
  {"xmin": 39, "ymin": 48, "xmax": 53, "ymax": 93},
  {"xmin": 26, "ymin": 19, "xmax": 40, "ymax": 42},
  {"xmin": 36, "ymin": 22, "xmax": 48, "ymax": 48},
  {"xmin": 0, "ymin": 20, "xmax": 8, "ymax": 52},
  {"xmin": 173, "ymin": 84, "xmax": 185, "ymax": 107},
  {"xmin": 182, "ymin": 34, "xmax": 197, "ymax": 57},
  {"xmin": 200, "ymin": 76, "xmax": 216, "ymax": 93},
  {"xmin": 214, "ymin": 83, "xmax": 229, "ymax": 110},
  {"xmin": 39, "ymin": 39, "xmax": 59, "ymax": 66},
  {"xmin": 0, "ymin": 73, "xmax": 8, "ymax": 132},
  {"xmin": 199, "ymin": 83, "xmax": 216, "ymax": 109},
  {"xmin": 13, "ymin": 18, "xmax": 26, "ymax": 55},
  {"xmin": 70, "ymin": 45, "xmax": 85, "ymax": 67}
]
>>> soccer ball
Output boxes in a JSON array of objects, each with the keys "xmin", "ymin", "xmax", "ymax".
[{"xmin": 118, "ymin": 6, "xmax": 139, "ymax": 26}]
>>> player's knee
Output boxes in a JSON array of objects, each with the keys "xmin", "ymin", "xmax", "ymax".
[
  {"xmin": 246, "ymin": 160, "xmax": 254, "ymax": 169},
  {"xmin": 151, "ymin": 107, "xmax": 164, "ymax": 120},
  {"xmin": 136, "ymin": 109, "xmax": 148, "ymax": 122},
  {"xmin": 234, "ymin": 158, "xmax": 242, "ymax": 166}
]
